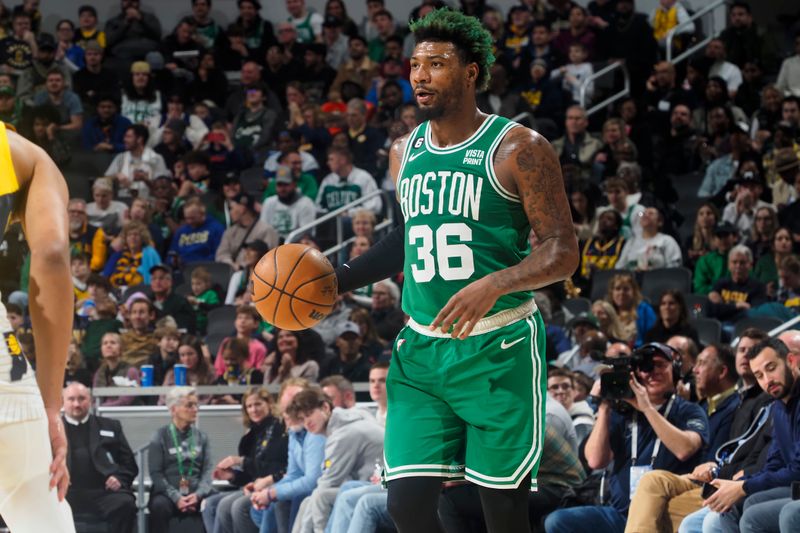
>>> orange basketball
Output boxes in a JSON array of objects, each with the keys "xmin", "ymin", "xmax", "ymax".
[{"xmin": 251, "ymin": 243, "xmax": 337, "ymax": 330}]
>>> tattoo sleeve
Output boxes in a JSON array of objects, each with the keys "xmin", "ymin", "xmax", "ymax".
[{"xmin": 489, "ymin": 129, "xmax": 579, "ymax": 294}]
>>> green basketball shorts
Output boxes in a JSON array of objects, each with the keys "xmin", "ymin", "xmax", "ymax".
[{"xmin": 383, "ymin": 305, "xmax": 546, "ymax": 490}]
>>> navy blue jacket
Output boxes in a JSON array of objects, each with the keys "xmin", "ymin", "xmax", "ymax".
[
  {"xmin": 81, "ymin": 114, "xmax": 132, "ymax": 153},
  {"xmin": 743, "ymin": 380, "xmax": 800, "ymax": 495},
  {"xmin": 701, "ymin": 389, "xmax": 740, "ymax": 462}
]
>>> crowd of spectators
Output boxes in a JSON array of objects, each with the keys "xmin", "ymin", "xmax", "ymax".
[{"xmin": 1, "ymin": 0, "xmax": 800, "ymax": 531}]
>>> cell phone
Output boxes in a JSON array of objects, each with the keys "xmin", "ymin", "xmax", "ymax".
[{"xmin": 701, "ymin": 483, "xmax": 718, "ymax": 499}]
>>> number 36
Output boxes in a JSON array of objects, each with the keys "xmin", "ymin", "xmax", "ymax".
[{"xmin": 408, "ymin": 223, "xmax": 475, "ymax": 282}]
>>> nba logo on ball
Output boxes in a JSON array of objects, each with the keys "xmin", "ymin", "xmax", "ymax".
[{"xmin": 251, "ymin": 243, "xmax": 337, "ymax": 330}]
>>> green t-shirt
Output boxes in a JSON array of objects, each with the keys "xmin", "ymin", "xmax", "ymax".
[{"xmin": 261, "ymin": 172, "xmax": 318, "ymax": 202}]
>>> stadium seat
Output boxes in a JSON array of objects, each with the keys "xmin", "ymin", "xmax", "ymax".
[
  {"xmin": 590, "ymin": 269, "xmax": 632, "ymax": 302},
  {"xmin": 174, "ymin": 281, "xmax": 192, "ymax": 297},
  {"xmin": 563, "ymin": 297, "xmax": 592, "ymax": 317},
  {"xmin": 182, "ymin": 261, "xmax": 233, "ymax": 292},
  {"xmin": 240, "ymin": 165, "xmax": 265, "ymax": 198},
  {"xmin": 690, "ymin": 317, "xmax": 722, "ymax": 346},
  {"xmin": 205, "ymin": 305, "xmax": 237, "ymax": 355},
  {"xmin": 640, "ymin": 267, "xmax": 692, "ymax": 303},
  {"xmin": 734, "ymin": 316, "xmax": 785, "ymax": 337}
]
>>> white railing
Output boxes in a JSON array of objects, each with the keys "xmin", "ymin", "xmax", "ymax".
[
  {"xmin": 579, "ymin": 61, "xmax": 630, "ymax": 118},
  {"xmin": 284, "ymin": 189, "xmax": 395, "ymax": 260},
  {"xmin": 666, "ymin": 0, "xmax": 726, "ymax": 65}
]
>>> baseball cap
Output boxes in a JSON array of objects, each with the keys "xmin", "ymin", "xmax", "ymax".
[
  {"xmin": 130, "ymin": 61, "xmax": 151, "ymax": 74},
  {"xmin": 775, "ymin": 148, "xmax": 800, "ymax": 178},
  {"xmin": 245, "ymin": 240, "xmax": 269, "ymax": 256},
  {"xmin": 713, "ymin": 221, "xmax": 738, "ymax": 236},
  {"xmin": 323, "ymin": 15, "xmax": 342, "ymax": 27},
  {"xmin": 223, "ymin": 172, "xmax": 241, "ymax": 186},
  {"xmin": 735, "ymin": 171, "xmax": 764, "ymax": 187},
  {"xmin": 37, "ymin": 33, "xmax": 56, "ymax": 51},
  {"xmin": 338, "ymin": 321, "xmax": 361, "ymax": 337},
  {"xmin": 566, "ymin": 312, "xmax": 599, "ymax": 330},
  {"xmin": 531, "ymin": 58, "xmax": 548, "ymax": 70},
  {"xmin": 149, "ymin": 264, "xmax": 173, "ymax": 275},
  {"xmin": 731, "ymin": 121, "xmax": 750, "ymax": 135},
  {"xmin": 231, "ymin": 192, "xmax": 256, "ymax": 212},
  {"xmin": 274, "ymin": 165, "xmax": 293, "ymax": 185},
  {"xmin": 85, "ymin": 40, "xmax": 102, "ymax": 53}
]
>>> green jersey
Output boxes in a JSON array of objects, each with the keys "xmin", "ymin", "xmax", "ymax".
[{"xmin": 397, "ymin": 114, "xmax": 532, "ymax": 324}]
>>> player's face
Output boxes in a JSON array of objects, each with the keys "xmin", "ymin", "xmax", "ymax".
[
  {"xmin": 547, "ymin": 376, "xmax": 574, "ymax": 409},
  {"xmin": 63, "ymin": 387, "xmax": 91, "ymax": 419},
  {"xmin": 369, "ymin": 367, "xmax": 388, "ymax": 405},
  {"xmin": 411, "ymin": 41, "xmax": 473, "ymax": 122}
]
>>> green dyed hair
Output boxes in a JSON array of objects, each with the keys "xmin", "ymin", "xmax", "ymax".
[{"xmin": 410, "ymin": 8, "xmax": 496, "ymax": 91}]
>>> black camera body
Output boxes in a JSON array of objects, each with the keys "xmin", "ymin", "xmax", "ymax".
[
  {"xmin": 594, "ymin": 343, "xmax": 681, "ymax": 406},
  {"xmin": 598, "ymin": 352, "xmax": 652, "ymax": 401}
]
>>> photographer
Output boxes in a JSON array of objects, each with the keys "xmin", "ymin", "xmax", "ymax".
[{"xmin": 545, "ymin": 343, "xmax": 710, "ymax": 533}]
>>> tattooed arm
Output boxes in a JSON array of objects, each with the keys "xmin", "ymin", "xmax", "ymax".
[{"xmin": 430, "ymin": 127, "xmax": 579, "ymax": 338}]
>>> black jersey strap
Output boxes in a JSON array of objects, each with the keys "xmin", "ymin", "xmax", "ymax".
[{"xmin": 335, "ymin": 219, "xmax": 405, "ymax": 294}]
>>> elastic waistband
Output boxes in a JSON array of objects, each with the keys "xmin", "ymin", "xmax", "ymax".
[{"xmin": 407, "ymin": 299, "xmax": 538, "ymax": 338}]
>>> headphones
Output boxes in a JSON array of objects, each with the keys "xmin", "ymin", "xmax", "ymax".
[{"xmin": 635, "ymin": 342, "xmax": 683, "ymax": 385}]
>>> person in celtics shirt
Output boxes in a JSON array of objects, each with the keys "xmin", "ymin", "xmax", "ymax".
[{"xmin": 327, "ymin": 8, "xmax": 579, "ymax": 533}]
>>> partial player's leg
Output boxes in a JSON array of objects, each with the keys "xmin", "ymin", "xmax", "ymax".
[
  {"xmin": 447, "ymin": 315, "xmax": 546, "ymax": 530},
  {"xmin": 0, "ymin": 416, "xmax": 75, "ymax": 533},
  {"xmin": 387, "ymin": 477, "xmax": 445, "ymax": 533},
  {"xmin": 384, "ymin": 327, "xmax": 467, "ymax": 532},
  {"xmin": 477, "ymin": 473, "xmax": 532, "ymax": 533}
]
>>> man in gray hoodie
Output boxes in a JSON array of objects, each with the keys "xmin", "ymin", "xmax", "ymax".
[{"xmin": 287, "ymin": 387, "xmax": 384, "ymax": 533}]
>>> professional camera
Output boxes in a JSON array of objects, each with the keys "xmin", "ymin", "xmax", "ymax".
[{"xmin": 592, "ymin": 342, "xmax": 680, "ymax": 404}]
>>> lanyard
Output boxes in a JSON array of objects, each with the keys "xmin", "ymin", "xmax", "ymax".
[
  {"xmin": 169, "ymin": 423, "xmax": 196, "ymax": 480},
  {"xmin": 631, "ymin": 395, "xmax": 675, "ymax": 466}
]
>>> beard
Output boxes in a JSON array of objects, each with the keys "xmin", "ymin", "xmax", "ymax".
[{"xmin": 416, "ymin": 83, "xmax": 463, "ymax": 122}]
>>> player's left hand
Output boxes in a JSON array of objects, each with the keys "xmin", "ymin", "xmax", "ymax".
[
  {"xmin": 46, "ymin": 409, "xmax": 69, "ymax": 501},
  {"xmin": 429, "ymin": 277, "xmax": 502, "ymax": 339}
]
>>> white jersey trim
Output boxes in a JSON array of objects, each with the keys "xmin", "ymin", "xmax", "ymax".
[
  {"xmin": 406, "ymin": 299, "xmax": 537, "ymax": 337},
  {"xmin": 423, "ymin": 114, "xmax": 497, "ymax": 154},
  {"xmin": 484, "ymin": 121, "xmax": 522, "ymax": 203}
]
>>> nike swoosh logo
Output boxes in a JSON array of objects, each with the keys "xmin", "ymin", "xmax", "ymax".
[
  {"xmin": 500, "ymin": 337, "xmax": 525, "ymax": 350},
  {"xmin": 409, "ymin": 150, "xmax": 426, "ymax": 162}
]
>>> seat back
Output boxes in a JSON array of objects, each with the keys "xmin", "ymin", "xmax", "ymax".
[
  {"xmin": 640, "ymin": 267, "xmax": 692, "ymax": 304},
  {"xmin": 689, "ymin": 317, "xmax": 722, "ymax": 346}
]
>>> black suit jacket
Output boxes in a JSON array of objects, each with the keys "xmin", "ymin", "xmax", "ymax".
[{"xmin": 63, "ymin": 414, "xmax": 139, "ymax": 490}]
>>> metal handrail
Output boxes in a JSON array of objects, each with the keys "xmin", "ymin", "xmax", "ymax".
[
  {"xmin": 579, "ymin": 61, "xmax": 630, "ymax": 118},
  {"xmin": 731, "ymin": 314, "xmax": 800, "ymax": 347},
  {"xmin": 284, "ymin": 189, "xmax": 395, "ymax": 259},
  {"xmin": 92, "ymin": 382, "xmax": 371, "ymax": 398},
  {"xmin": 666, "ymin": 0, "xmax": 726, "ymax": 64}
]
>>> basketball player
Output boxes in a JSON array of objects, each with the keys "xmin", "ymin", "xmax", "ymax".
[
  {"xmin": 0, "ymin": 123, "xmax": 74, "ymax": 531},
  {"xmin": 333, "ymin": 9, "xmax": 579, "ymax": 533}
]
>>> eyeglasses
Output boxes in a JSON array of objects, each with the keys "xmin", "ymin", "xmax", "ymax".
[{"xmin": 547, "ymin": 383, "xmax": 572, "ymax": 391}]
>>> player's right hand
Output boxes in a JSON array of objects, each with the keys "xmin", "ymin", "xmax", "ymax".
[{"xmin": 46, "ymin": 409, "xmax": 70, "ymax": 501}]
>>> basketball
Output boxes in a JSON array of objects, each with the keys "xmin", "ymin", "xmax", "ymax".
[{"xmin": 251, "ymin": 243, "xmax": 338, "ymax": 330}]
